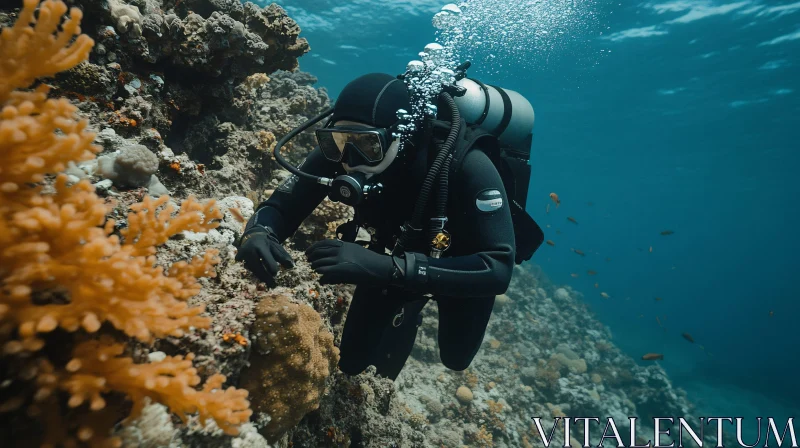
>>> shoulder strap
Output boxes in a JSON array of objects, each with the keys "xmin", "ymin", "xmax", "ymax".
[
  {"xmin": 439, "ymin": 120, "xmax": 544, "ymax": 264},
  {"xmin": 450, "ymin": 120, "xmax": 501, "ymax": 175},
  {"xmin": 449, "ymin": 123, "xmax": 520, "ymax": 208}
]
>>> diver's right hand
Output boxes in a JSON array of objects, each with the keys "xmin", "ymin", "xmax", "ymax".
[{"xmin": 234, "ymin": 226, "xmax": 294, "ymax": 288}]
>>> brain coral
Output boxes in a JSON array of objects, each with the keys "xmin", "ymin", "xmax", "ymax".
[{"xmin": 240, "ymin": 293, "xmax": 339, "ymax": 441}]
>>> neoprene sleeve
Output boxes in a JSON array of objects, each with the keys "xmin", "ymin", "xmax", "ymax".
[
  {"xmin": 249, "ymin": 147, "xmax": 341, "ymax": 242},
  {"xmin": 402, "ymin": 149, "xmax": 516, "ymax": 298}
]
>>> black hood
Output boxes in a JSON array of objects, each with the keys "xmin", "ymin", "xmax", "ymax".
[{"xmin": 332, "ymin": 73, "xmax": 411, "ymax": 128}]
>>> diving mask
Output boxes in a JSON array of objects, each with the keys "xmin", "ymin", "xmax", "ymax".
[{"xmin": 315, "ymin": 126, "xmax": 392, "ymax": 164}]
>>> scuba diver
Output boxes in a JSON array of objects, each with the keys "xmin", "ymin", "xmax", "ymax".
[{"xmin": 234, "ymin": 66, "xmax": 543, "ymax": 380}]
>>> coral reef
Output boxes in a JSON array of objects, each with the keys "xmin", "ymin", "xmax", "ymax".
[
  {"xmin": 390, "ymin": 263, "xmax": 725, "ymax": 447},
  {"xmin": 0, "ymin": 1, "xmax": 250, "ymax": 445},
  {"xmin": 0, "ymin": 0, "xmax": 327, "ymax": 203}
]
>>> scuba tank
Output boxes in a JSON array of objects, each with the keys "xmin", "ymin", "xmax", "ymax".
[
  {"xmin": 452, "ymin": 78, "xmax": 535, "ymax": 150},
  {"xmin": 451, "ymin": 76, "xmax": 535, "ymax": 211}
]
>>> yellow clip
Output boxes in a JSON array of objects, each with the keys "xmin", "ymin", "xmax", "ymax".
[{"xmin": 431, "ymin": 232, "xmax": 451, "ymax": 250}]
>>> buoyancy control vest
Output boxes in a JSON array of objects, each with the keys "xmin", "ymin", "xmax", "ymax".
[{"xmin": 431, "ymin": 116, "xmax": 545, "ymax": 264}]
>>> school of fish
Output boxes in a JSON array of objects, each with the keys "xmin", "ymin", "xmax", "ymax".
[{"xmin": 538, "ymin": 192, "xmax": 747, "ymax": 363}]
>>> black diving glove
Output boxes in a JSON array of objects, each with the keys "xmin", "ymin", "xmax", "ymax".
[
  {"xmin": 306, "ymin": 239, "xmax": 398, "ymax": 286},
  {"xmin": 234, "ymin": 225, "xmax": 294, "ymax": 288}
]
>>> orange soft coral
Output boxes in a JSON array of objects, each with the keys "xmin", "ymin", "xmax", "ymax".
[
  {"xmin": 0, "ymin": 1, "xmax": 251, "ymax": 446},
  {"xmin": 59, "ymin": 340, "xmax": 251, "ymax": 435},
  {"xmin": 0, "ymin": 0, "xmax": 94, "ymax": 103},
  {"xmin": 223, "ymin": 332, "xmax": 248, "ymax": 346},
  {"xmin": 2, "ymin": 181, "xmax": 222, "ymax": 343}
]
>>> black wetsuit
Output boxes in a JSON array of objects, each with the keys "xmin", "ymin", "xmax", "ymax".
[{"xmin": 251, "ymin": 144, "xmax": 516, "ymax": 379}]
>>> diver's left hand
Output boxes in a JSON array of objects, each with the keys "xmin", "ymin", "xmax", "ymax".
[{"xmin": 305, "ymin": 239, "xmax": 394, "ymax": 286}]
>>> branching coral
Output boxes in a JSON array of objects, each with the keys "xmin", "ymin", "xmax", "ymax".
[
  {"xmin": 0, "ymin": 0, "xmax": 93, "ymax": 104},
  {"xmin": 0, "ymin": 1, "xmax": 251, "ymax": 445},
  {"xmin": 467, "ymin": 425, "xmax": 494, "ymax": 448},
  {"xmin": 534, "ymin": 359, "xmax": 562, "ymax": 391},
  {"xmin": 64, "ymin": 340, "xmax": 249, "ymax": 435},
  {"xmin": 485, "ymin": 400, "xmax": 506, "ymax": 432},
  {"xmin": 3, "ymin": 191, "xmax": 223, "ymax": 344}
]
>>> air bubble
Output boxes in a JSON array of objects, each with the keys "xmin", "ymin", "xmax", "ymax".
[
  {"xmin": 442, "ymin": 3, "xmax": 462, "ymax": 15},
  {"xmin": 423, "ymin": 43, "xmax": 444, "ymax": 55},
  {"xmin": 432, "ymin": 4, "xmax": 462, "ymax": 30},
  {"xmin": 406, "ymin": 60, "xmax": 424, "ymax": 72}
]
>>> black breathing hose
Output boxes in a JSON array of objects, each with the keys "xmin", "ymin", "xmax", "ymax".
[
  {"xmin": 272, "ymin": 107, "xmax": 335, "ymax": 183},
  {"xmin": 431, "ymin": 153, "xmax": 452, "ymax": 241},
  {"xmin": 429, "ymin": 93, "xmax": 460, "ymax": 243},
  {"xmin": 396, "ymin": 92, "xmax": 461, "ymax": 252},
  {"xmin": 420, "ymin": 93, "xmax": 461, "ymax": 226}
]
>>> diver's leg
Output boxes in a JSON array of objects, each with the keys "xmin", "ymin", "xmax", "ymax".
[
  {"xmin": 338, "ymin": 285, "xmax": 400, "ymax": 375},
  {"xmin": 371, "ymin": 297, "xmax": 428, "ymax": 380},
  {"xmin": 436, "ymin": 296, "xmax": 495, "ymax": 371}
]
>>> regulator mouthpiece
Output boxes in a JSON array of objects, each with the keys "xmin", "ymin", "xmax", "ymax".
[{"xmin": 328, "ymin": 172, "xmax": 383, "ymax": 206}]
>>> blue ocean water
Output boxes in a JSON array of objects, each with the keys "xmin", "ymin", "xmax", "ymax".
[{"xmin": 273, "ymin": 0, "xmax": 799, "ymax": 418}]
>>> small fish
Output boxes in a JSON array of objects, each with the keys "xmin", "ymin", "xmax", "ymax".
[
  {"xmin": 572, "ymin": 248, "xmax": 585, "ymax": 256},
  {"xmin": 549, "ymin": 192, "xmax": 560, "ymax": 207},
  {"xmin": 556, "ymin": 230, "xmax": 562, "ymax": 234},
  {"xmin": 594, "ymin": 283, "xmax": 599, "ymax": 288},
  {"xmin": 600, "ymin": 292, "xmax": 610, "ymax": 299},
  {"xmin": 587, "ymin": 270, "xmax": 597, "ymax": 275},
  {"xmin": 656, "ymin": 316, "xmax": 663, "ymax": 327},
  {"xmin": 642, "ymin": 353, "xmax": 664, "ymax": 361},
  {"xmin": 567, "ymin": 216, "xmax": 578, "ymax": 224},
  {"xmin": 546, "ymin": 224, "xmax": 551, "ymax": 228},
  {"xmin": 571, "ymin": 273, "xmax": 579, "ymax": 278},
  {"xmin": 649, "ymin": 246, "xmax": 653, "ymax": 253},
  {"xmin": 605, "ymin": 257, "xmax": 611, "ymax": 262},
  {"xmin": 546, "ymin": 239, "xmax": 555, "ymax": 247},
  {"xmin": 769, "ymin": 310, "xmax": 774, "ymax": 317},
  {"xmin": 655, "ymin": 297, "xmax": 663, "ymax": 302},
  {"xmin": 638, "ymin": 314, "xmax": 644, "ymax": 318},
  {"xmin": 681, "ymin": 333, "xmax": 695, "ymax": 343},
  {"xmin": 546, "ymin": 203, "xmax": 550, "ymax": 214},
  {"xmin": 697, "ymin": 345, "xmax": 712, "ymax": 358},
  {"xmin": 587, "ymin": 201, "xmax": 594, "ymax": 206},
  {"xmin": 660, "ymin": 230, "xmax": 675, "ymax": 236},
  {"xmin": 229, "ymin": 207, "xmax": 245, "ymax": 223}
]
